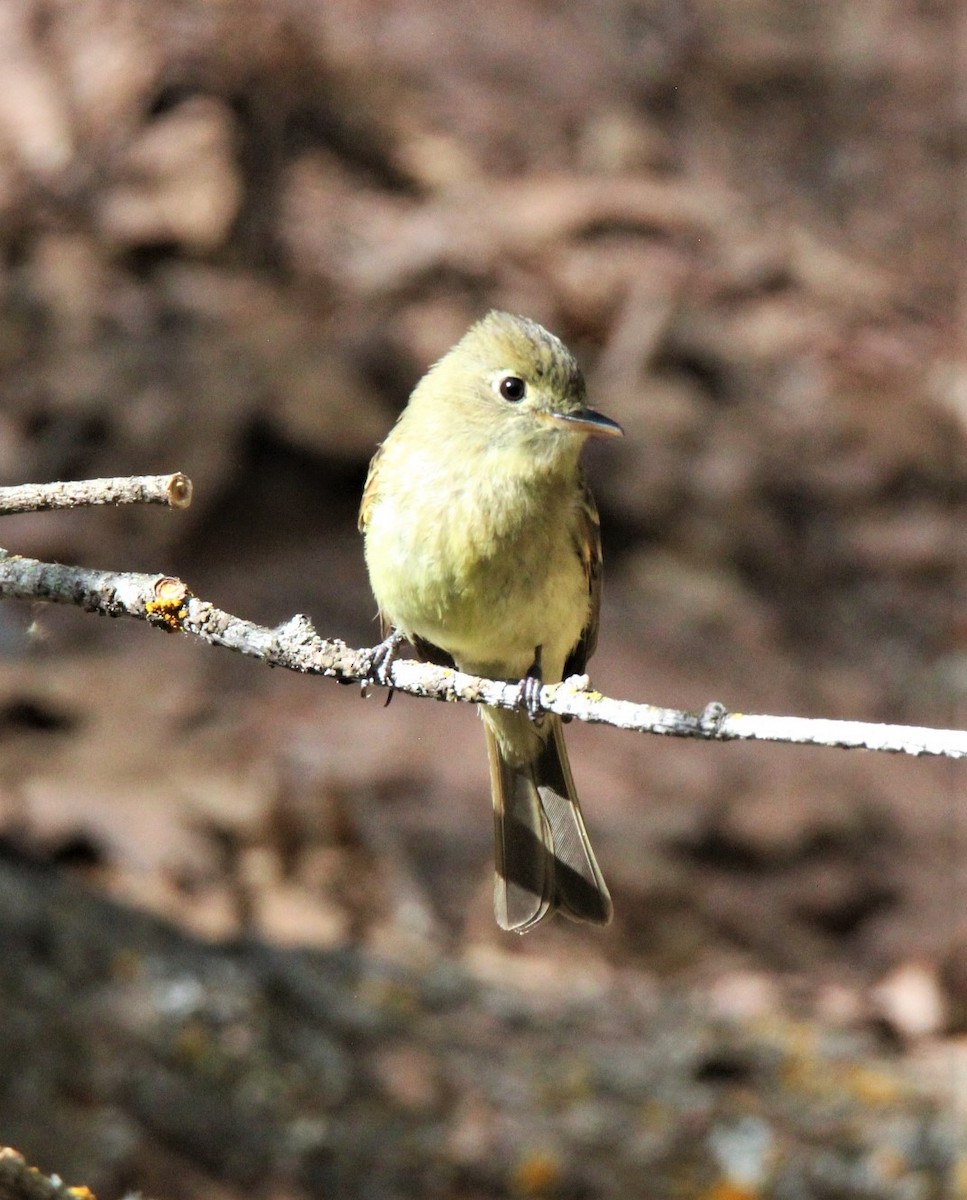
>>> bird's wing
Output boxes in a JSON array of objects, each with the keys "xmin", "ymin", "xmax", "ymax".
[
  {"xmin": 358, "ymin": 443, "xmax": 393, "ymax": 638},
  {"xmin": 564, "ymin": 472, "xmax": 603, "ymax": 678},
  {"xmin": 357, "ymin": 441, "xmax": 384, "ymax": 533}
]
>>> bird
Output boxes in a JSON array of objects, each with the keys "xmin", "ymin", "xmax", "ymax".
[{"xmin": 358, "ymin": 310, "xmax": 622, "ymax": 932}]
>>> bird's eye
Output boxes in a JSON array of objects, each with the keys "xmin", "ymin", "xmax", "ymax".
[{"xmin": 498, "ymin": 375, "xmax": 526, "ymax": 402}]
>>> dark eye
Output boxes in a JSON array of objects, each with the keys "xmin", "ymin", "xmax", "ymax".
[{"xmin": 499, "ymin": 375, "xmax": 526, "ymax": 402}]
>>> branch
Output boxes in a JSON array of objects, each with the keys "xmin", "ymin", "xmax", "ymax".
[
  {"xmin": 0, "ymin": 473, "xmax": 192, "ymax": 513},
  {"xmin": 1, "ymin": 550, "xmax": 965, "ymax": 761},
  {"xmin": 0, "ymin": 1147, "xmax": 94, "ymax": 1200}
]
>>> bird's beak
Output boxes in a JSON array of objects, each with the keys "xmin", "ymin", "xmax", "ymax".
[{"xmin": 546, "ymin": 407, "xmax": 624, "ymax": 439}]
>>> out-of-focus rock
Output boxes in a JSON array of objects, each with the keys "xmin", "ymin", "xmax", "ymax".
[
  {"xmin": 0, "ymin": 7, "xmax": 73, "ymax": 178},
  {"xmin": 97, "ymin": 97, "xmax": 243, "ymax": 254},
  {"xmin": 871, "ymin": 962, "xmax": 947, "ymax": 1041},
  {"xmin": 51, "ymin": 4, "xmax": 164, "ymax": 145}
]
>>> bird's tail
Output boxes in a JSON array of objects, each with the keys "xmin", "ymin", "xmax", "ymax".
[{"xmin": 484, "ymin": 712, "xmax": 612, "ymax": 934}]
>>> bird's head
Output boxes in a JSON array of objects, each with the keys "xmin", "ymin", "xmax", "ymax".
[{"xmin": 411, "ymin": 311, "xmax": 623, "ymax": 468}]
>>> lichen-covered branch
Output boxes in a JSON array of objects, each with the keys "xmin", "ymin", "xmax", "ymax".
[
  {"xmin": 0, "ymin": 473, "xmax": 192, "ymax": 513},
  {"xmin": 1, "ymin": 548, "xmax": 965, "ymax": 761},
  {"xmin": 0, "ymin": 1147, "xmax": 94, "ymax": 1200}
]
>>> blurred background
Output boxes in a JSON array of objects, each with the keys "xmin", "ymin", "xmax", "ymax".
[{"xmin": 0, "ymin": 1, "xmax": 965, "ymax": 1197}]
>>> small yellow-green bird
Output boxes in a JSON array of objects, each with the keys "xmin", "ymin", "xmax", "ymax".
[{"xmin": 359, "ymin": 311, "xmax": 622, "ymax": 932}]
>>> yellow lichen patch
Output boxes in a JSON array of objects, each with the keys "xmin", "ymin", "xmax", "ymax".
[
  {"xmin": 952, "ymin": 1157, "xmax": 967, "ymax": 1198},
  {"xmin": 174, "ymin": 1018, "xmax": 212, "ymax": 1066},
  {"xmin": 783, "ymin": 1044, "xmax": 905, "ymax": 1109},
  {"xmin": 0, "ymin": 1147, "xmax": 98, "ymax": 1199},
  {"xmin": 358, "ymin": 976, "xmax": 422, "ymax": 1019},
  {"xmin": 702, "ymin": 1182, "xmax": 761, "ymax": 1200},
  {"xmin": 846, "ymin": 1064, "xmax": 905, "ymax": 1108},
  {"xmin": 146, "ymin": 576, "xmax": 190, "ymax": 631},
  {"xmin": 512, "ymin": 1149, "xmax": 561, "ymax": 1197}
]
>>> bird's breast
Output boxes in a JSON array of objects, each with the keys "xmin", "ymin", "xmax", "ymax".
[{"xmin": 364, "ymin": 449, "xmax": 588, "ymax": 680}]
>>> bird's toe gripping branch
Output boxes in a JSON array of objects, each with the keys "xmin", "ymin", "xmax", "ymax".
[
  {"xmin": 366, "ymin": 629, "xmax": 406, "ymax": 688},
  {"xmin": 517, "ymin": 645, "xmax": 545, "ymax": 725}
]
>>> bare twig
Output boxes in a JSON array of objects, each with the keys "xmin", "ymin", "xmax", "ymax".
[
  {"xmin": 1, "ymin": 550, "xmax": 965, "ymax": 761},
  {"xmin": 0, "ymin": 473, "xmax": 192, "ymax": 513}
]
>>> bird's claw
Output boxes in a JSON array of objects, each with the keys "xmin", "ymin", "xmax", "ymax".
[
  {"xmin": 365, "ymin": 630, "xmax": 405, "ymax": 697},
  {"xmin": 518, "ymin": 674, "xmax": 545, "ymax": 723},
  {"xmin": 517, "ymin": 647, "xmax": 545, "ymax": 725}
]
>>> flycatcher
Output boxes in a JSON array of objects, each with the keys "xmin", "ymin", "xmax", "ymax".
[{"xmin": 359, "ymin": 311, "xmax": 622, "ymax": 932}]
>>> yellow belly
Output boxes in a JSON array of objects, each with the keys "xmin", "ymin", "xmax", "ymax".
[{"xmin": 364, "ymin": 463, "xmax": 588, "ymax": 684}]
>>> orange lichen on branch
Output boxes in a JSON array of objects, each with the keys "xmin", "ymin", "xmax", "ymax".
[
  {"xmin": 702, "ymin": 1184, "xmax": 761, "ymax": 1200},
  {"xmin": 145, "ymin": 576, "xmax": 190, "ymax": 631},
  {"xmin": 0, "ymin": 1147, "xmax": 98, "ymax": 1199},
  {"xmin": 511, "ymin": 1149, "xmax": 561, "ymax": 1197}
]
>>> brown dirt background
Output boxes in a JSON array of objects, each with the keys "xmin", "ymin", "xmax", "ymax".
[{"xmin": 0, "ymin": 2, "xmax": 966, "ymax": 1197}]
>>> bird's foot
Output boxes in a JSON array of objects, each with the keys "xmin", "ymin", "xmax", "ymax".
[
  {"xmin": 516, "ymin": 646, "xmax": 545, "ymax": 725},
  {"xmin": 364, "ymin": 629, "xmax": 406, "ymax": 703}
]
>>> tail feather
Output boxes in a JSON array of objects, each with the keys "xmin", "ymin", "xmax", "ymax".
[
  {"xmin": 536, "ymin": 721, "xmax": 612, "ymax": 926},
  {"xmin": 487, "ymin": 725, "xmax": 554, "ymax": 932},
  {"xmin": 486, "ymin": 716, "xmax": 612, "ymax": 934}
]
